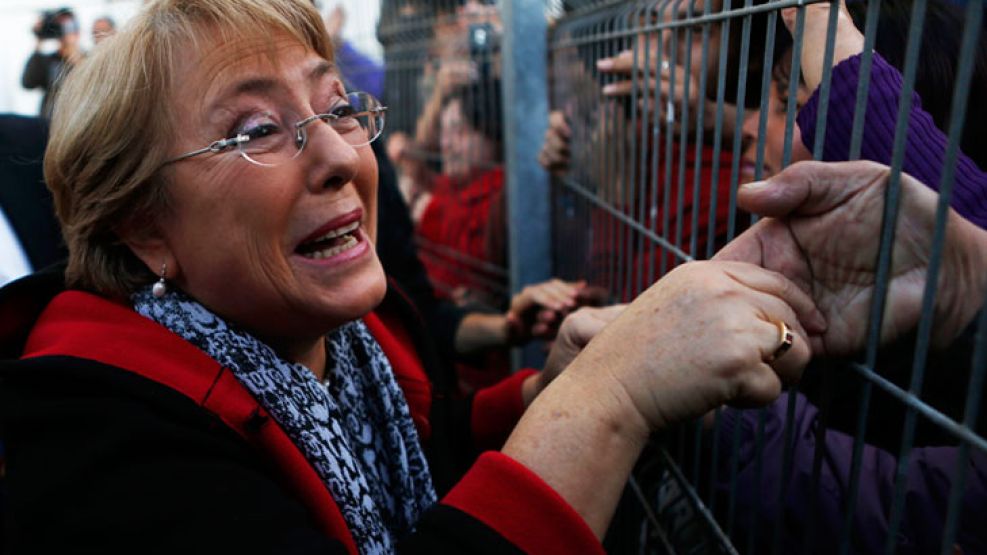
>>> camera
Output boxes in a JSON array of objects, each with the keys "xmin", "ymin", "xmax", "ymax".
[{"xmin": 34, "ymin": 8, "xmax": 75, "ymax": 40}]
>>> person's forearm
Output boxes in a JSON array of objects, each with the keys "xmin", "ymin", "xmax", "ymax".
[
  {"xmin": 454, "ymin": 312, "xmax": 509, "ymax": 355},
  {"xmin": 414, "ymin": 89, "xmax": 445, "ymax": 155},
  {"xmin": 501, "ymin": 364, "xmax": 649, "ymax": 538}
]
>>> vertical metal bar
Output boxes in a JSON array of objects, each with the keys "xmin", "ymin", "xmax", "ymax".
[
  {"xmin": 502, "ymin": 0, "xmax": 551, "ymax": 368},
  {"xmin": 704, "ymin": 0, "xmax": 731, "ymax": 259},
  {"xmin": 768, "ymin": 9, "xmax": 806, "ymax": 549},
  {"xmin": 705, "ymin": 1, "xmax": 733, "ymax": 515},
  {"xmin": 884, "ymin": 1, "xmax": 974, "ymax": 551},
  {"xmin": 725, "ymin": 0, "xmax": 752, "ymax": 244},
  {"xmin": 743, "ymin": 8, "xmax": 778, "ymax": 550},
  {"xmin": 920, "ymin": 2, "xmax": 984, "ymax": 541},
  {"xmin": 726, "ymin": 0, "xmax": 755, "ymax": 539},
  {"xmin": 752, "ymin": 10, "xmax": 776, "ymax": 184},
  {"xmin": 745, "ymin": 408, "xmax": 768, "ymax": 554},
  {"xmin": 940, "ymin": 310, "xmax": 987, "ymax": 555},
  {"xmin": 673, "ymin": 0, "xmax": 694, "ymax": 268},
  {"xmin": 837, "ymin": 1, "xmax": 883, "ymax": 551},
  {"xmin": 802, "ymin": 4, "xmax": 843, "ymax": 551},
  {"xmin": 601, "ymin": 12, "xmax": 618, "ymax": 295},
  {"xmin": 646, "ymin": 1, "xmax": 668, "ymax": 286},
  {"xmin": 635, "ymin": 1, "xmax": 653, "ymax": 296},
  {"xmin": 618, "ymin": 4, "xmax": 634, "ymax": 300},
  {"xmin": 809, "ymin": 0, "xmax": 842, "ymax": 160},
  {"xmin": 660, "ymin": 0, "xmax": 678, "ymax": 278},
  {"xmin": 690, "ymin": 0, "xmax": 714, "ymax": 258},
  {"xmin": 769, "ymin": 388, "xmax": 800, "ymax": 555},
  {"xmin": 847, "ymin": 0, "xmax": 881, "ymax": 161},
  {"xmin": 780, "ymin": 5, "xmax": 805, "ymax": 169}
]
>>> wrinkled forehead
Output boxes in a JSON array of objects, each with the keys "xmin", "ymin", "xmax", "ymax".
[{"xmin": 170, "ymin": 32, "xmax": 334, "ymax": 111}]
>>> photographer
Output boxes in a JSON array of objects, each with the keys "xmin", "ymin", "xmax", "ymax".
[{"xmin": 22, "ymin": 8, "xmax": 82, "ymax": 119}]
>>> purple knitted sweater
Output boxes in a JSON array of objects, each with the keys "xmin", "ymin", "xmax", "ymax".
[{"xmin": 798, "ymin": 52, "xmax": 987, "ymax": 229}]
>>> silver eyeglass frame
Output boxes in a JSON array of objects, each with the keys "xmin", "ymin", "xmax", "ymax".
[{"xmin": 166, "ymin": 92, "xmax": 387, "ymax": 168}]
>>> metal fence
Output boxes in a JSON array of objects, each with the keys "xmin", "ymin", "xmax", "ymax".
[{"xmin": 375, "ymin": 0, "xmax": 986, "ymax": 552}]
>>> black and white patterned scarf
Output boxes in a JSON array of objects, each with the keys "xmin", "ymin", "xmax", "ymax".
[{"xmin": 133, "ymin": 287, "xmax": 436, "ymax": 554}]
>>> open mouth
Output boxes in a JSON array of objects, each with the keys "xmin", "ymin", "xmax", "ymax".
[{"xmin": 295, "ymin": 221, "xmax": 362, "ymax": 260}]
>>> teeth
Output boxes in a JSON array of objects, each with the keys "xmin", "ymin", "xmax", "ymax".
[
  {"xmin": 311, "ymin": 221, "xmax": 360, "ymax": 243},
  {"xmin": 301, "ymin": 233, "xmax": 359, "ymax": 259}
]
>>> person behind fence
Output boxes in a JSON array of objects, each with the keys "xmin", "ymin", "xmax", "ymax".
[
  {"xmin": 539, "ymin": 0, "xmax": 776, "ymax": 295},
  {"xmin": 785, "ymin": 0, "xmax": 987, "ymax": 228},
  {"xmin": 0, "ymin": 0, "xmax": 834, "ymax": 551},
  {"xmin": 712, "ymin": 160, "xmax": 987, "ymax": 555},
  {"xmin": 21, "ymin": 8, "xmax": 82, "ymax": 120},
  {"xmin": 415, "ymin": 79, "xmax": 506, "ymax": 308}
]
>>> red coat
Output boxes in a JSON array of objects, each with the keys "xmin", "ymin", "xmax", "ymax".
[
  {"xmin": 416, "ymin": 167, "xmax": 506, "ymax": 301},
  {"xmin": 0, "ymin": 271, "xmax": 603, "ymax": 554}
]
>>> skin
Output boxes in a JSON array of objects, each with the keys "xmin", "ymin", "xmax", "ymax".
[
  {"xmin": 597, "ymin": 0, "xmax": 735, "ymax": 140},
  {"xmin": 717, "ymin": 160, "xmax": 987, "ymax": 353},
  {"xmin": 124, "ymin": 35, "xmax": 385, "ymax": 378},
  {"xmin": 782, "ymin": 1, "xmax": 864, "ymax": 94},
  {"xmin": 739, "ymin": 78, "xmax": 811, "ymax": 183},
  {"xmin": 438, "ymin": 97, "xmax": 499, "ymax": 182},
  {"xmin": 503, "ymin": 259, "xmax": 820, "ymax": 536},
  {"xmin": 92, "ymin": 18, "xmax": 114, "ymax": 45}
]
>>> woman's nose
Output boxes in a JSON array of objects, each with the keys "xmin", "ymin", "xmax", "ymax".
[
  {"xmin": 303, "ymin": 121, "xmax": 361, "ymax": 192},
  {"xmin": 741, "ymin": 109, "xmax": 760, "ymax": 142}
]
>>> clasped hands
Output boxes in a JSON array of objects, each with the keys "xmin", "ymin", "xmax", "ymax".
[{"xmin": 535, "ymin": 160, "xmax": 987, "ymax": 432}]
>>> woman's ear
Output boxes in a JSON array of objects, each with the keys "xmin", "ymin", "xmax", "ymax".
[{"xmin": 117, "ymin": 221, "xmax": 179, "ymax": 282}]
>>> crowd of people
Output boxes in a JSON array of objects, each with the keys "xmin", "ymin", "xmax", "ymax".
[{"xmin": 0, "ymin": 0, "xmax": 983, "ymax": 553}]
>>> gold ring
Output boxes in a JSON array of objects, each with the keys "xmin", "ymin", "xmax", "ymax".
[{"xmin": 766, "ymin": 320, "xmax": 794, "ymax": 363}]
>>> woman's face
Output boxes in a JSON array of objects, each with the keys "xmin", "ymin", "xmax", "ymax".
[
  {"xmin": 439, "ymin": 97, "xmax": 498, "ymax": 181},
  {"xmin": 151, "ymin": 35, "xmax": 385, "ymax": 360},
  {"xmin": 740, "ymin": 80, "xmax": 811, "ymax": 182}
]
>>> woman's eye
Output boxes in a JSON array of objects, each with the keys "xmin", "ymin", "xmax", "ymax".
[
  {"xmin": 330, "ymin": 103, "xmax": 357, "ymax": 119},
  {"xmin": 235, "ymin": 112, "xmax": 282, "ymax": 140}
]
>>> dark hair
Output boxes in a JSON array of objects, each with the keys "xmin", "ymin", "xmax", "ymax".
[
  {"xmin": 847, "ymin": 0, "xmax": 987, "ymax": 168},
  {"xmin": 442, "ymin": 78, "xmax": 503, "ymax": 149}
]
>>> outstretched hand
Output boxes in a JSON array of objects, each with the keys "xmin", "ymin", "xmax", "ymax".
[
  {"xmin": 781, "ymin": 1, "xmax": 863, "ymax": 93},
  {"xmin": 506, "ymin": 278, "xmax": 608, "ymax": 344},
  {"xmin": 715, "ymin": 160, "xmax": 987, "ymax": 356}
]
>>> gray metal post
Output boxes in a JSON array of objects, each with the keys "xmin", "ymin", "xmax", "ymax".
[{"xmin": 501, "ymin": 0, "xmax": 551, "ymax": 369}]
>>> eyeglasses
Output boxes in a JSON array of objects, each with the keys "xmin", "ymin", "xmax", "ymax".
[{"xmin": 168, "ymin": 91, "xmax": 387, "ymax": 168}]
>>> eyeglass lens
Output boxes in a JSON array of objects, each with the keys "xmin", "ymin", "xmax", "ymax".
[{"xmin": 239, "ymin": 91, "xmax": 385, "ymax": 167}]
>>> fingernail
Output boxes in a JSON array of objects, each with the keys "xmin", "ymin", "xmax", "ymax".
[
  {"xmin": 602, "ymin": 84, "xmax": 617, "ymax": 95},
  {"xmin": 597, "ymin": 59, "xmax": 614, "ymax": 70},
  {"xmin": 740, "ymin": 179, "xmax": 768, "ymax": 191}
]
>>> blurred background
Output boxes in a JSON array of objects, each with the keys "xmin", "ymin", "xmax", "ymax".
[{"xmin": 0, "ymin": 0, "xmax": 383, "ymax": 115}]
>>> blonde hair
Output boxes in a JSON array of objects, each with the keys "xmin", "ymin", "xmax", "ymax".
[{"xmin": 45, "ymin": 0, "xmax": 333, "ymax": 297}]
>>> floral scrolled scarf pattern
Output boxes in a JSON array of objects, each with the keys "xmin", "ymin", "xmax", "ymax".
[{"xmin": 133, "ymin": 287, "xmax": 436, "ymax": 554}]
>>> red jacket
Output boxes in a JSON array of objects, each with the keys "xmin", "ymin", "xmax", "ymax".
[{"xmin": 0, "ymin": 270, "xmax": 603, "ymax": 554}]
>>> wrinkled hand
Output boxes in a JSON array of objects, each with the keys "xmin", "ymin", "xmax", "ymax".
[
  {"xmin": 597, "ymin": 48, "xmax": 707, "ymax": 135},
  {"xmin": 781, "ymin": 1, "xmax": 863, "ymax": 93},
  {"xmin": 563, "ymin": 260, "xmax": 821, "ymax": 433},
  {"xmin": 715, "ymin": 160, "xmax": 987, "ymax": 355},
  {"xmin": 538, "ymin": 111, "xmax": 572, "ymax": 175},
  {"xmin": 507, "ymin": 278, "xmax": 607, "ymax": 344},
  {"xmin": 523, "ymin": 305, "xmax": 626, "ymax": 406}
]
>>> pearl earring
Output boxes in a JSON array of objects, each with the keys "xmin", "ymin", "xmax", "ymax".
[{"xmin": 152, "ymin": 262, "xmax": 167, "ymax": 298}]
